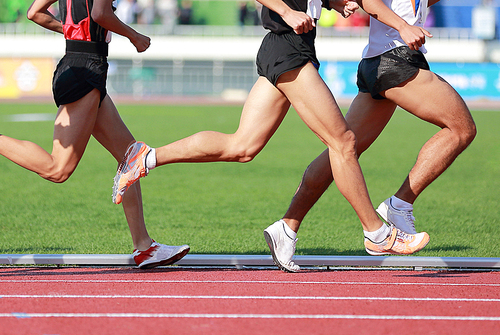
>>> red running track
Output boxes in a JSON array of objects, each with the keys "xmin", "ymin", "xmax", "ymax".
[{"xmin": 0, "ymin": 266, "xmax": 499, "ymax": 335}]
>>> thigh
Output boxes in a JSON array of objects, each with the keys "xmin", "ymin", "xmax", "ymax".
[
  {"xmin": 92, "ymin": 95, "xmax": 135, "ymax": 161},
  {"xmin": 232, "ymin": 76, "xmax": 291, "ymax": 153},
  {"xmin": 276, "ymin": 63, "xmax": 350, "ymax": 148},
  {"xmin": 346, "ymin": 93, "xmax": 397, "ymax": 155},
  {"xmin": 384, "ymin": 69, "xmax": 474, "ymax": 129},
  {"xmin": 51, "ymin": 89, "xmax": 101, "ymax": 171}
]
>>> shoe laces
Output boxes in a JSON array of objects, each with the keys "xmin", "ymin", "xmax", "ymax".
[
  {"xmin": 404, "ymin": 210, "xmax": 416, "ymax": 229},
  {"xmin": 396, "ymin": 229, "xmax": 413, "ymax": 243}
]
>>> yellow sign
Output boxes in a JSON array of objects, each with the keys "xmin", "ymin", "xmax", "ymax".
[{"xmin": 0, "ymin": 58, "xmax": 54, "ymax": 99}]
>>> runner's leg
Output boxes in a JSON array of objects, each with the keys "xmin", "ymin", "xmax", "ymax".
[
  {"xmin": 154, "ymin": 77, "xmax": 291, "ymax": 165},
  {"xmin": 0, "ymin": 89, "xmax": 100, "ymax": 182},
  {"xmin": 276, "ymin": 63, "xmax": 384, "ymax": 231},
  {"xmin": 282, "ymin": 93, "xmax": 397, "ymax": 231},
  {"xmin": 383, "ymin": 70, "xmax": 476, "ymax": 204},
  {"xmin": 91, "ymin": 95, "xmax": 153, "ymax": 251}
]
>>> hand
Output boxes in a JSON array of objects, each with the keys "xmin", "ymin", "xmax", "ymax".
[
  {"xmin": 399, "ymin": 24, "xmax": 433, "ymax": 50},
  {"xmin": 130, "ymin": 32, "xmax": 151, "ymax": 53},
  {"xmin": 282, "ymin": 9, "xmax": 315, "ymax": 34},
  {"xmin": 335, "ymin": 0, "xmax": 359, "ymax": 18}
]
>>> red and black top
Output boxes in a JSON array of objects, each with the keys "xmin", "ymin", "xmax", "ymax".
[{"xmin": 59, "ymin": 0, "xmax": 108, "ymax": 42}]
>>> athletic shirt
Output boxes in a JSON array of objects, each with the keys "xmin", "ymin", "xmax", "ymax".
[
  {"xmin": 261, "ymin": 0, "xmax": 329, "ymax": 34},
  {"xmin": 362, "ymin": 0, "xmax": 429, "ymax": 58},
  {"xmin": 59, "ymin": 0, "xmax": 110, "ymax": 42}
]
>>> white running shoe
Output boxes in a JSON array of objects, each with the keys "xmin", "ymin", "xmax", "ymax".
[
  {"xmin": 263, "ymin": 220, "xmax": 300, "ymax": 273},
  {"xmin": 133, "ymin": 240, "xmax": 190, "ymax": 269},
  {"xmin": 364, "ymin": 226, "xmax": 430, "ymax": 256},
  {"xmin": 376, "ymin": 198, "xmax": 417, "ymax": 234}
]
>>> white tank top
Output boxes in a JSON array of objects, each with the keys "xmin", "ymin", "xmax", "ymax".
[{"xmin": 362, "ymin": 0, "xmax": 429, "ymax": 58}]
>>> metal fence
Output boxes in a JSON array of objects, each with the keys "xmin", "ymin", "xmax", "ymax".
[{"xmin": 107, "ymin": 58, "xmax": 258, "ymax": 98}]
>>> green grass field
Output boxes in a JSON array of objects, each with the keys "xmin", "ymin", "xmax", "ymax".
[{"xmin": 0, "ymin": 102, "xmax": 499, "ymax": 258}]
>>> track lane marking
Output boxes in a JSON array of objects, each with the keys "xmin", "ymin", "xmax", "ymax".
[
  {"xmin": 2, "ymin": 313, "xmax": 500, "ymax": 321},
  {"xmin": 1, "ymin": 279, "xmax": 499, "ymax": 286},
  {"xmin": 1, "ymin": 294, "xmax": 499, "ymax": 302}
]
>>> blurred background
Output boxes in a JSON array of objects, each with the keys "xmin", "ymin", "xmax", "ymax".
[{"xmin": 0, "ymin": 0, "xmax": 499, "ymax": 105}]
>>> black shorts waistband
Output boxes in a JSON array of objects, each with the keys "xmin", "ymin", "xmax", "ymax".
[{"xmin": 66, "ymin": 40, "xmax": 108, "ymax": 56}]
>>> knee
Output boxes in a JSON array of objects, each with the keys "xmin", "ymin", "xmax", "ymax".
[
  {"xmin": 455, "ymin": 120, "xmax": 477, "ymax": 150},
  {"xmin": 330, "ymin": 129, "xmax": 358, "ymax": 158},
  {"xmin": 40, "ymin": 165, "xmax": 73, "ymax": 183}
]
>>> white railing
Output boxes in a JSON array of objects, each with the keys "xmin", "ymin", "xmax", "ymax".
[{"xmin": 0, "ymin": 23, "xmax": 476, "ymax": 40}]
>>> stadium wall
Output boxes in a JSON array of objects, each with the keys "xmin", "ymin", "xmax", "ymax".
[{"xmin": 0, "ymin": 33, "xmax": 499, "ymax": 103}]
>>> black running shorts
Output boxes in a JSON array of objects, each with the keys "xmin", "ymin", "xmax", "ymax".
[
  {"xmin": 52, "ymin": 52, "xmax": 108, "ymax": 107},
  {"xmin": 256, "ymin": 30, "xmax": 320, "ymax": 86},
  {"xmin": 357, "ymin": 46, "xmax": 430, "ymax": 100}
]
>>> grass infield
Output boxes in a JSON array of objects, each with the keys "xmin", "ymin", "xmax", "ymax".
[{"xmin": 0, "ymin": 102, "xmax": 498, "ymax": 258}]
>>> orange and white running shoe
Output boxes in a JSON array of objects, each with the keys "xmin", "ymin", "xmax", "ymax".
[
  {"xmin": 133, "ymin": 240, "xmax": 190, "ymax": 269},
  {"xmin": 112, "ymin": 141, "xmax": 151, "ymax": 204},
  {"xmin": 364, "ymin": 226, "xmax": 430, "ymax": 256}
]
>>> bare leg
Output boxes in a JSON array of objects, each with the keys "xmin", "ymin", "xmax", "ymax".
[
  {"xmin": 0, "ymin": 89, "xmax": 100, "ymax": 182},
  {"xmin": 282, "ymin": 94, "xmax": 397, "ymax": 232},
  {"xmin": 277, "ymin": 63, "xmax": 384, "ymax": 232},
  {"xmin": 282, "ymin": 70, "xmax": 475, "ymax": 233},
  {"xmin": 383, "ymin": 70, "xmax": 476, "ymax": 204},
  {"xmin": 154, "ymin": 77, "xmax": 291, "ymax": 165},
  {"xmin": 91, "ymin": 95, "xmax": 152, "ymax": 251}
]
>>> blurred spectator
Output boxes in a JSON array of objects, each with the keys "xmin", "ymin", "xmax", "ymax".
[
  {"xmin": 115, "ymin": 0, "xmax": 137, "ymax": 24},
  {"xmin": 239, "ymin": 2, "xmax": 248, "ymax": 26},
  {"xmin": 0, "ymin": 0, "xmax": 24, "ymax": 23},
  {"xmin": 349, "ymin": 10, "xmax": 369, "ymax": 27},
  {"xmin": 136, "ymin": 0, "xmax": 155, "ymax": 25},
  {"xmin": 319, "ymin": 8, "xmax": 369, "ymax": 29},
  {"xmin": 238, "ymin": 1, "xmax": 261, "ymax": 26},
  {"xmin": 318, "ymin": 8, "xmax": 338, "ymax": 27},
  {"xmin": 158, "ymin": 0, "xmax": 178, "ymax": 31},
  {"xmin": 178, "ymin": 0, "xmax": 193, "ymax": 25}
]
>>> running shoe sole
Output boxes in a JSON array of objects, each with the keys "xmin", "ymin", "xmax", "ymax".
[
  {"xmin": 263, "ymin": 230, "xmax": 299, "ymax": 273},
  {"xmin": 138, "ymin": 246, "xmax": 190, "ymax": 269}
]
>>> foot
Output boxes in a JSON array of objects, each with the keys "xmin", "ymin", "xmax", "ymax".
[
  {"xmin": 113, "ymin": 141, "xmax": 151, "ymax": 204},
  {"xmin": 364, "ymin": 226, "xmax": 429, "ymax": 256},
  {"xmin": 133, "ymin": 240, "xmax": 190, "ymax": 269},
  {"xmin": 376, "ymin": 198, "xmax": 416, "ymax": 234},
  {"xmin": 263, "ymin": 220, "xmax": 300, "ymax": 272}
]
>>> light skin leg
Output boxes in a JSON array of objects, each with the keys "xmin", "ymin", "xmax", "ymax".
[
  {"xmin": 0, "ymin": 89, "xmax": 100, "ymax": 182},
  {"xmin": 155, "ymin": 63, "xmax": 384, "ymax": 232},
  {"xmin": 282, "ymin": 69, "xmax": 476, "ymax": 233},
  {"xmin": 283, "ymin": 94, "xmax": 397, "ymax": 232},
  {"xmin": 92, "ymin": 95, "xmax": 153, "ymax": 251},
  {"xmin": 276, "ymin": 63, "xmax": 384, "ymax": 232},
  {"xmin": 383, "ymin": 70, "xmax": 476, "ymax": 204},
  {"xmin": 0, "ymin": 89, "xmax": 154, "ymax": 251},
  {"xmin": 154, "ymin": 76, "xmax": 291, "ymax": 165}
]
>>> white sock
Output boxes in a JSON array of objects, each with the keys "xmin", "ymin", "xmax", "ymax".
[
  {"xmin": 364, "ymin": 224, "xmax": 391, "ymax": 243},
  {"xmin": 281, "ymin": 220, "xmax": 297, "ymax": 240},
  {"xmin": 145, "ymin": 148, "xmax": 156, "ymax": 170},
  {"xmin": 391, "ymin": 196, "xmax": 413, "ymax": 211}
]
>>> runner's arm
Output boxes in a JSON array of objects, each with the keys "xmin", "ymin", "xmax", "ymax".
[
  {"xmin": 327, "ymin": 0, "xmax": 359, "ymax": 18},
  {"xmin": 92, "ymin": 0, "xmax": 150, "ymax": 52},
  {"xmin": 356, "ymin": 0, "xmax": 432, "ymax": 50},
  {"xmin": 27, "ymin": 0, "xmax": 63, "ymax": 34},
  {"xmin": 256, "ymin": 0, "xmax": 315, "ymax": 34}
]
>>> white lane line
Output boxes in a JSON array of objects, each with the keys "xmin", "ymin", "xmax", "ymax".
[
  {"xmin": 4, "ymin": 113, "xmax": 56, "ymax": 122},
  {"xmin": 1, "ymin": 279, "xmax": 499, "ymax": 287},
  {"xmin": 1, "ymin": 295, "xmax": 499, "ymax": 302},
  {"xmin": 2, "ymin": 313, "xmax": 500, "ymax": 321}
]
